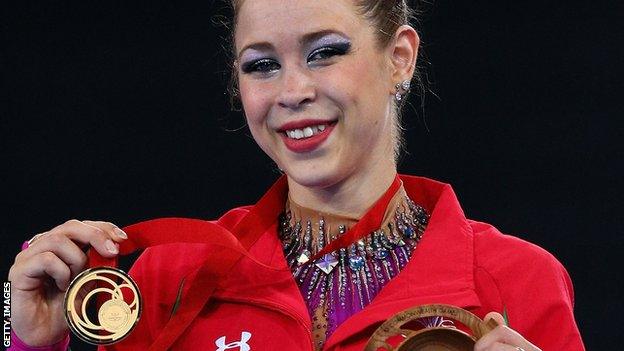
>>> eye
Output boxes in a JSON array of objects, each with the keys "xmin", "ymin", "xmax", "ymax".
[
  {"xmin": 241, "ymin": 58, "xmax": 281, "ymax": 74},
  {"xmin": 307, "ymin": 43, "xmax": 351, "ymax": 63}
]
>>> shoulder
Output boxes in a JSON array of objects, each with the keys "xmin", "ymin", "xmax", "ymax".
[
  {"xmin": 470, "ymin": 220, "xmax": 567, "ymax": 275},
  {"xmin": 469, "ymin": 219, "xmax": 575, "ymax": 309},
  {"xmin": 467, "ymin": 223, "xmax": 584, "ymax": 349}
]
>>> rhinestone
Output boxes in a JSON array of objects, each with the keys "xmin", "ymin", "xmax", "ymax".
[
  {"xmin": 349, "ymin": 255, "xmax": 365, "ymax": 271},
  {"xmin": 297, "ymin": 250, "xmax": 311, "ymax": 264},
  {"xmin": 403, "ymin": 226, "xmax": 415, "ymax": 239},
  {"xmin": 315, "ymin": 254, "xmax": 339, "ymax": 274},
  {"xmin": 374, "ymin": 249, "xmax": 389, "ymax": 260},
  {"xmin": 402, "ymin": 80, "xmax": 411, "ymax": 91}
]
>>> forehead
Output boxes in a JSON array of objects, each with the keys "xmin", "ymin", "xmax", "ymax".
[{"xmin": 235, "ymin": 0, "xmax": 365, "ymax": 49}]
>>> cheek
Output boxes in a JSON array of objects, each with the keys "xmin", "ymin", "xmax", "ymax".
[
  {"xmin": 239, "ymin": 81, "xmax": 276, "ymax": 137},
  {"xmin": 331, "ymin": 54, "xmax": 388, "ymax": 110},
  {"xmin": 333, "ymin": 54, "xmax": 393, "ymax": 151},
  {"xmin": 239, "ymin": 82, "xmax": 275, "ymax": 151},
  {"xmin": 325, "ymin": 58, "xmax": 390, "ymax": 129}
]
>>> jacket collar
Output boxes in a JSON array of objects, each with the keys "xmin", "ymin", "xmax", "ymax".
[
  {"xmin": 324, "ymin": 175, "xmax": 481, "ymax": 349},
  {"xmin": 220, "ymin": 174, "xmax": 480, "ymax": 348}
]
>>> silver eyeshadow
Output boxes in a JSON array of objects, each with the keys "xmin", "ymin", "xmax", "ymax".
[{"xmin": 239, "ymin": 33, "xmax": 352, "ymax": 72}]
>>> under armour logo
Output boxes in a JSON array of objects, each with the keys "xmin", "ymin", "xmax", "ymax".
[{"xmin": 215, "ymin": 331, "xmax": 252, "ymax": 351}]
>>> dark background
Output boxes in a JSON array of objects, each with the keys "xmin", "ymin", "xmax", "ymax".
[{"xmin": 2, "ymin": 1, "xmax": 622, "ymax": 349}]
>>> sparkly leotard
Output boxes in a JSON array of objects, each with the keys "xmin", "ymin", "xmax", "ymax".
[{"xmin": 279, "ymin": 186, "xmax": 429, "ymax": 349}]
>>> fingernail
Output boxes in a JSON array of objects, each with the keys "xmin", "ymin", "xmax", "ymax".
[
  {"xmin": 114, "ymin": 228, "xmax": 128, "ymax": 239},
  {"xmin": 105, "ymin": 239, "xmax": 119, "ymax": 254}
]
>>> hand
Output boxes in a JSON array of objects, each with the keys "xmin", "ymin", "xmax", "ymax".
[
  {"xmin": 8, "ymin": 220, "xmax": 127, "ymax": 347},
  {"xmin": 474, "ymin": 312, "xmax": 542, "ymax": 351}
]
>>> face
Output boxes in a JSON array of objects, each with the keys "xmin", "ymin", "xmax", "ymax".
[{"xmin": 235, "ymin": 0, "xmax": 397, "ymax": 190}]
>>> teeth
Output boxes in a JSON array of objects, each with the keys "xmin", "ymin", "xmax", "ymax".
[
  {"xmin": 303, "ymin": 127, "xmax": 314, "ymax": 137},
  {"xmin": 285, "ymin": 124, "xmax": 330, "ymax": 140}
]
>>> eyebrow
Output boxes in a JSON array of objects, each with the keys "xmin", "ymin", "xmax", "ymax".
[{"xmin": 237, "ymin": 29, "xmax": 350, "ymax": 59}]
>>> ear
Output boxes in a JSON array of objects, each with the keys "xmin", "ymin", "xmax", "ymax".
[{"xmin": 389, "ymin": 25, "xmax": 420, "ymax": 88}]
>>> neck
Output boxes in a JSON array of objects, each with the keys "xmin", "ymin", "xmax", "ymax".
[{"xmin": 286, "ymin": 165, "xmax": 398, "ymax": 219}]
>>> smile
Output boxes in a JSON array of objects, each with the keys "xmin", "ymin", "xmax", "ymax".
[
  {"xmin": 285, "ymin": 124, "xmax": 327, "ymax": 140},
  {"xmin": 277, "ymin": 120, "xmax": 337, "ymax": 153}
]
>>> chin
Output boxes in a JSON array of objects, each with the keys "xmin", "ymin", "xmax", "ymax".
[{"xmin": 284, "ymin": 161, "xmax": 347, "ymax": 190}]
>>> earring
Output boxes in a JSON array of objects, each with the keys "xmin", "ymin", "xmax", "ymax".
[
  {"xmin": 402, "ymin": 80, "xmax": 411, "ymax": 91},
  {"xmin": 395, "ymin": 80, "xmax": 411, "ymax": 102}
]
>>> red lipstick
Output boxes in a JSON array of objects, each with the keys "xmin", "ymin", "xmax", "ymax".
[{"xmin": 278, "ymin": 120, "xmax": 336, "ymax": 153}]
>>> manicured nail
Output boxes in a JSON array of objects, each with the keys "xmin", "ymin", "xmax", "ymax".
[
  {"xmin": 114, "ymin": 228, "xmax": 128, "ymax": 239},
  {"xmin": 105, "ymin": 240, "xmax": 119, "ymax": 254}
]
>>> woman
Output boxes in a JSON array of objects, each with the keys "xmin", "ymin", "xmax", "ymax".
[{"xmin": 8, "ymin": 0, "xmax": 584, "ymax": 350}]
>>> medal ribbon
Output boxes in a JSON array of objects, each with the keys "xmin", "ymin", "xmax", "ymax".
[
  {"xmin": 86, "ymin": 176, "xmax": 290, "ymax": 350},
  {"xmin": 308, "ymin": 174, "xmax": 402, "ymax": 262},
  {"xmin": 85, "ymin": 174, "xmax": 402, "ymax": 350}
]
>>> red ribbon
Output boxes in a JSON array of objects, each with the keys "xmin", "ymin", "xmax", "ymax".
[
  {"xmin": 86, "ymin": 176, "xmax": 290, "ymax": 350},
  {"xmin": 309, "ymin": 174, "xmax": 402, "ymax": 261},
  {"xmin": 84, "ymin": 174, "xmax": 401, "ymax": 350}
]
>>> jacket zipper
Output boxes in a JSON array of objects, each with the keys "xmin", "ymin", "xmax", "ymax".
[{"xmin": 214, "ymin": 295, "xmax": 315, "ymax": 351}]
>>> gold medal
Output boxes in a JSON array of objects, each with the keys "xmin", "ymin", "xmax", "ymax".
[{"xmin": 64, "ymin": 267, "xmax": 142, "ymax": 345}]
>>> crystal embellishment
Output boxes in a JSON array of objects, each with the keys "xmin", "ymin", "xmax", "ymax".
[
  {"xmin": 280, "ymin": 194, "xmax": 430, "ymax": 351},
  {"xmin": 402, "ymin": 80, "xmax": 411, "ymax": 91},
  {"xmin": 348, "ymin": 255, "xmax": 365, "ymax": 271},
  {"xmin": 297, "ymin": 250, "xmax": 311, "ymax": 264},
  {"xmin": 403, "ymin": 226, "xmax": 415, "ymax": 239},
  {"xmin": 374, "ymin": 249, "xmax": 389, "ymax": 260},
  {"xmin": 315, "ymin": 254, "xmax": 339, "ymax": 274}
]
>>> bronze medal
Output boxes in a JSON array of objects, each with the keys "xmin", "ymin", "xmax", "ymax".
[
  {"xmin": 64, "ymin": 267, "xmax": 142, "ymax": 345},
  {"xmin": 366, "ymin": 304, "xmax": 499, "ymax": 351}
]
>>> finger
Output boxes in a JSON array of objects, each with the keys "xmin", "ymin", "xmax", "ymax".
[
  {"xmin": 13, "ymin": 252, "xmax": 72, "ymax": 291},
  {"xmin": 16, "ymin": 234, "xmax": 88, "ymax": 278},
  {"xmin": 82, "ymin": 220, "xmax": 128, "ymax": 242},
  {"xmin": 46, "ymin": 219, "xmax": 119, "ymax": 257},
  {"xmin": 475, "ymin": 325, "xmax": 537, "ymax": 351},
  {"xmin": 475, "ymin": 341, "xmax": 525, "ymax": 351},
  {"xmin": 484, "ymin": 311, "xmax": 506, "ymax": 326}
]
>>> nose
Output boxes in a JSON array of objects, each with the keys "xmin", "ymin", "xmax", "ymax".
[{"xmin": 277, "ymin": 65, "xmax": 316, "ymax": 110}]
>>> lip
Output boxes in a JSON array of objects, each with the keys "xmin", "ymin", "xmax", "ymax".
[{"xmin": 278, "ymin": 120, "xmax": 337, "ymax": 153}]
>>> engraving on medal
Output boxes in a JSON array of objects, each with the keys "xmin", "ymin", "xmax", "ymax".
[
  {"xmin": 98, "ymin": 299, "xmax": 132, "ymax": 332},
  {"xmin": 64, "ymin": 267, "xmax": 142, "ymax": 345},
  {"xmin": 365, "ymin": 304, "xmax": 499, "ymax": 351}
]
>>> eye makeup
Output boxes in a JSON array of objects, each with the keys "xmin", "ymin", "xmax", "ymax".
[
  {"xmin": 306, "ymin": 33, "xmax": 352, "ymax": 60},
  {"xmin": 240, "ymin": 50, "xmax": 279, "ymax": 74},
  {"xmin": 238, "ymin": 32, "xmax": 353, "ymax": 74},
  {"xmin": 308, "ymin": 33, "xmax": 352, "ymax": 52}
]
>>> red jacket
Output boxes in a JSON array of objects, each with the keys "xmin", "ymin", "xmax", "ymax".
[{"xmin": 107, "ymin": 175, "xmax": 584, "ymax": 350}]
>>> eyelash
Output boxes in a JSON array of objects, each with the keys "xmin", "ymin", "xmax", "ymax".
[
  {"xmin": 242, "ymin": 59, "xmax": 280, "ymax": 74},
  {"xmin": 307, "ymin": 45, "xmax": 349, "ymax": 62},
  {"xmin": 241, "ymin": 44, "xmax": 351, "ymax": 74}
]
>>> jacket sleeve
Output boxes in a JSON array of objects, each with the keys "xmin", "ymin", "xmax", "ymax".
[{"xmin": 475, "ymin": 227, "xmax": 585, "ymax": 350}]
